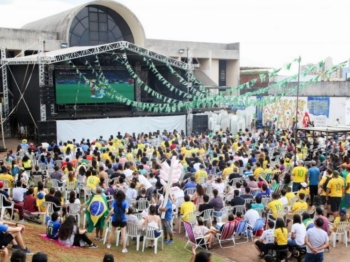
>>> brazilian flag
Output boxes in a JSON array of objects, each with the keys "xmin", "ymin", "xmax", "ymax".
[{"xmin": 85, "ymin": 193, "xmax": 109, "ymax": 233}]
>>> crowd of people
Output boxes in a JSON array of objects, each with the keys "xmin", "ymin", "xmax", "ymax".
[{"xmin": 0, "ymin": 126, "xmax": 348, "ymax": 261}]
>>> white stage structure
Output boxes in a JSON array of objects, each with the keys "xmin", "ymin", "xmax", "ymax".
[{"xmin": 57, "ymin": 115, "xmax": 186, "ymax": 142}]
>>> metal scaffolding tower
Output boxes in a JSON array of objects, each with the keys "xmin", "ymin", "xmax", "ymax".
[{"xmin": 1, "ymin": 47, "xmax": 10, "ymax": 136}]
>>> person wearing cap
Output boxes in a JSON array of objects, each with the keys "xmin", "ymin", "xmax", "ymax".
[
  {"xmin": 192, "ymin": 217, "xmax": 215, "ymax": 249},
  {"xmin": 297, "ymin": 182, "xmax": 310, "ymax": 197},
  {"xmin": 32, "ymin": 252, "xmax": 48, "ymax": 262},
  {"xmin": 307, "ymin": 160, "xmax": 320, "ymax": 206},
  {"xmin": 331, "ymin": 208, "xmax": 349, "ymax": 233},
  {"xmin": 20, "ymin": 139, "xmax": 29, "ymax": 151},
  {"xmin": 291, "ymin": 160, "xmax": 308, "ymax": 192},
  {"xmin": 326, "ymin": 170, "xmax": 344, "ymax": 218}
]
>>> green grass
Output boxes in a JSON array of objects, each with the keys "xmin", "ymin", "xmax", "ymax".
[
  {"xmin": 56, "ymin": 83, "xmax": 135, "ymax": 104},
  {"xmin": 25, "ymin": 223, "xmax": 229, "ymax": 262}
]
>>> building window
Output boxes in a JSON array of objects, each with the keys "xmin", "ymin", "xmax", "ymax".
[
  {"xmin": 219, "ymin": 60, "xmax": 226, "ymax": 86},
  {"xmin": 69, "ymin": 5, "xmax": 134, "ymax": 47}
]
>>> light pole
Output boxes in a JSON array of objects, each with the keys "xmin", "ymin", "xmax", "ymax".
[{"xmin": 294, "ymin": 56, "xmax": 301, "ymax": 165}]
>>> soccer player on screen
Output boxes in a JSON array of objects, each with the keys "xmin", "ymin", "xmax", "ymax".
[{"xmin": 88, "ymin": 80, "xmax": 96, "ymax": 98}]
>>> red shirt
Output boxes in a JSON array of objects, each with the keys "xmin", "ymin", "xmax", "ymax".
[{"xmin": 24, "ymin": 195, "xmax": 37, "ymax": 212}]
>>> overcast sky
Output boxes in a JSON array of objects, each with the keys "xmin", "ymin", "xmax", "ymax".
[{"xmin": 0, "ymin": 0, "xmax": 349, "ymax": 68}]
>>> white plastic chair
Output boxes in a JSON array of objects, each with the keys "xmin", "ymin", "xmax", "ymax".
[
  {"xmin": 67, "ymin": 203, "xmax": 81, "ymax": 227},
  {"xmin": 0, "ymin": 180, "xmax": 13, "ymax": 196},
  {"xmin": 332, "ymin": 222, "xmax": 349, "ymax": 247},
  {"xmin": 126, "ymin": 222, "xmax": 142, "ymax": 251},
  {"xmin": 184, "ymin": 188, "xmax": 196, "ymax": 195},
  {"xmin": 0, "ymin": 194, "xmax": 14, "ymax": 219},
  {"xmin": 103, "ymin": 218, "xmax": 121, "ymax": 246},
  {"xmin": 142, "ymin": 226, "xmax": 163, "ymax": 254},
  {"xmin": 47, "ymin": 179, "xmax": 62, "ymax": 191},
  {"xmin": 134, "ymin": 199, "xmax": 149, "ymax": 212},
  {"xmin": 64, "ymin": 181, "xmax": 77, "ymax": 199},
  {"xmin": 198, "ymin": 209, "xmax": 214, "ymax": 227},
  {"xmin": 213, "ymin": 206, "xmax": 232, "ymax": 223}
]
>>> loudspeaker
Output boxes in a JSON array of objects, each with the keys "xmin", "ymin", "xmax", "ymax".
[
  {"xmin": 192, "ymin": 115, "xmax": 208, "ymax": 134},
  {"xmin": 39, "ymin": 86, "xmax": 55, "ymax": 105},
  {"xmin": 37, "ymin": 121, "xmax": 57, "ymax": 143}
]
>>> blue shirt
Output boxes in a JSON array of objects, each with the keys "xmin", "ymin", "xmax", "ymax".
[
  {"xmin": 162, "ymin": 199, "xmax": 173, "ymax": 221},
  {"xmin": 112, "ymin": 199, "xmax": 129, "ymax": 223},
  {"xmin": 257, "ymin": 189, "xmax": 270, "ymax": 198},
  {"xmin": 0, "ymin": 224, "xmax": 8, "ymax": 233},
  {"xmin": 308, "ymin": 167, "xmax": 320, "ymax": 185},
  {"xmin": 183, "ymin": 181, "xmax": 197, "ymax": 192},
  {"xmin": 47, "ymin": 220, "xmax": 61, "ymax": 239}
]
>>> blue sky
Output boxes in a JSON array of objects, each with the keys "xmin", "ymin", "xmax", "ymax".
[{"xmin": 0, "ymin": 0, "xmax": 349, "ymax": 68}]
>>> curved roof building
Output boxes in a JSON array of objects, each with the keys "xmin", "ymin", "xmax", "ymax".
[{"xmin": 22, "ymin": 0, "xmax": 146, "ymax": 47}]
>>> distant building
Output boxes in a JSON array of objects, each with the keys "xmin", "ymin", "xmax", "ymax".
[
  {"xmin": 342, "ymin": 59, "xmax": 350, "ymax": 81},
  {"xmin": 300, "ymin": 57, "xmax": 343, "ymax": 81}
]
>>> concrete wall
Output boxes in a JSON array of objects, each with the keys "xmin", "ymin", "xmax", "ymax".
[
  {"xmin": 210, "ymin": 59, "xmax": 219, "ymax": 85},
  {"xmin": 146, "ymin": 39, "xmax": 239, "ymax": 59},
  {"xmin": 0, "ymin": 28, "xmax": 62, "ymax": 55},
  {"xmin": 268, "ymin": 81, "xmax": 350, "ymax": 97},
  {"xmin": 226, "ymin": 60, "xmax": 240, "ymax": 93},
  {"xmin": 197, "ymin": 58, "xmax": 211, "ymax": 77}
]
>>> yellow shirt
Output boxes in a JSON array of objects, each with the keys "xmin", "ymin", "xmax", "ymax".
[
  {"xmin": 346, "ymin": 175, "xmax": 350, "ymax": 194},
  {"xmin": 319, "ymin": 176, "xmax": 331, "ymax": 196},
  {"xmin": 286, "ymin": 192, "xmax": 296, "ymax": 205},
  {"xmin": 274, "ymin": 227, "xmax": 288, "ymax": 245},
  {"xmin": 180, "ymin": 201, "xmax": 195, "ymax": 221},
  {"xmin": 222, "ymin": 167, "xmax": 233, "ymax": 180},
  {"xmin": 254, "ymin": 167, "xmax": 264, "ymax": 179},
  {"xmin": 264, "ymin": 168, "xmax": 272, "ymax": 175},
  {"xmin": 65, "ymin": 179, "xmax": 77, "ymax": 190},
  {"xmin": 327, "ymin": 177, "xmax": 344, "ymax": 197},
  {"xmin": 297, "ymin": 188, "xmax": 310, "ymax": 196},
  {"xmin": 267, "ymin": 199, "xmax": 283, "ymax": 218},
  {"xmin": 292, "ymin": 201, "xmax": 308, "ymax": 212},
  {"xmin": 292, "ymin": 166, "xmax": 308, "ymax": 183},
  {"xmin": 195, "ymin": 170, "xmax": 208, "ymax": 184},
  {"xmin": 86, "ymin": 176, "xmax": 100, "ymax": 190},
  {"xmin": 126, "ymin": 153, "xmax": 133, "ymax": 161},
  {"xmin": 0, "ymin": 174, "xmax": 15, "ymax": 188}
]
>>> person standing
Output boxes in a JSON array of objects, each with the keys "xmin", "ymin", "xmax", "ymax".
[
  {"xmin": 304, "ymin": 218, "xmax": 329, "ymax": 262},
  {"xmin": 307, "ymin": 160, "xmax": 320, "ymax": 206},
  {"xmin": 106, "ymin": 190, "xmax": 129, "ymax": 253},
  {"xmin": 159, "ymin": 195, "xmax": 174, "ymax": 245},
  {"xmin": 326, "ymin": 170, "xmax": 344, "ymax": 219},
  {"xmin": 292, "ymin": 160, "xmax": 308, "ymax": 192}
]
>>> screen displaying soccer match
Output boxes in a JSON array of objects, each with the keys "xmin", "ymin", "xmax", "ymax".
[{"xmin": 55, "ymin": 70, "xmax": 135, "ymax": 104}]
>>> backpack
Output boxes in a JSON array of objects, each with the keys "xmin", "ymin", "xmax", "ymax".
[{"xmin": 322, "ymin": 176, "xmax": 332, "ymax": 193}]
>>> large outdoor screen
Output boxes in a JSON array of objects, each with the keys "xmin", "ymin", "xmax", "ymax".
[{"xmin": 55, "ymin": 70, "xmax": 135, "ymax": 104}]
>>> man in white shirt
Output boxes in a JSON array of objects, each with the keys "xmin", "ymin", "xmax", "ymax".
[
  {"xmin": 12, "ymin": 181, "xmax": 27, "ymax": 203},
  {"xmin": 244, "ymin": 203, "xmax": 259, "ymax": 227},
  {"xmin": 133, "ymin": 171, "xmax": 154, "ymax": 200},
  {"xmin": 279, "ymin": 189, "xmax": 288, "ymax": 206},
  {"xmin": 124, "ymin": 163, "xmax": 133, "ymax": 180},
  {"xmin": 305, "ymin": 218, "xmax": 329, "ymax": 261}
]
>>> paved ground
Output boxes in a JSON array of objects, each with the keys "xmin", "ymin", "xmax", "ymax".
[{"xmin": 6, "ymin": 138, "xmax": 350, "ymax": 262}]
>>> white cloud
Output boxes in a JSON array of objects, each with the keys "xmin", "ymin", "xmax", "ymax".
[{"xmin": 0, "ymin": 0, "xmax": 349, "ymax": 67}]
